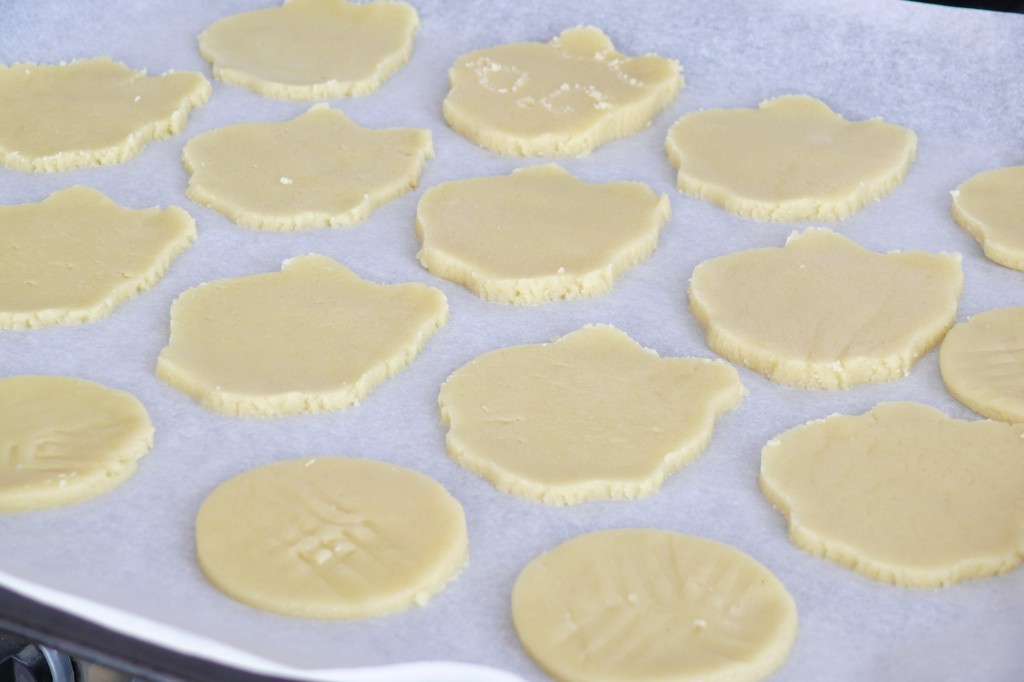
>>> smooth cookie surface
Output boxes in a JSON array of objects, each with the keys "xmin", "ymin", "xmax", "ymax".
[
  {"xmin": 156, "ymin": 255, "xmax": 448, "ymax": 416},
  {"xmin": 415, "ymin": 164, "xmax": 670, "ymax": 304},
  {"xmin": 760, "ymin": 402, "xmax": 1024, "ymax": 587},
  {"xmin": 439, "ymin": 325, "xmax": 744, "ymax": 504},
  {"xmin": 198, "ymin": 0, "xmax": 419, "ymax": 100},
  {"xmin": 951, "ymin": 165, "xmax": 1024, "ymax": 270},
  {"xmin": 0, "ymin": 57, "xmax": 209, "ymax": 172}
]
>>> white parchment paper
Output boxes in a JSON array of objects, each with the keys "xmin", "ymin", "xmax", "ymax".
[{"xmin": 2, "ymin": 1, "xmax": 1024, "ymax": 680}]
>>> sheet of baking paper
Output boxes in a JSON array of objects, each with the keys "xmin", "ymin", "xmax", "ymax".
[{"xmin": 2, "ymin": 1, "xmax": 1023, "ymax": 680}]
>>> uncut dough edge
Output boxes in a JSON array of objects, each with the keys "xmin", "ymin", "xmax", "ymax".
[
  {"xmin": 664, "ymin": 96, "xmax": 917, "ymax": 222},
  {"xmin": 0, "ymin": 193, "xmax": 198, "ymax": 330},
  {"xmin": 197, "ymin": 1, "xmax": 420, "ymax": 100},
  {"xmin": 0, "ymin": 60, "xmax": 211, "ymax": 173},
  {"xmin": 759, "ymin": 403, "xmax": 1024, "ymax": 587}
]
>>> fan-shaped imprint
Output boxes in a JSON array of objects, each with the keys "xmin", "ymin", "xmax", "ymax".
[
  {"xmin": 182, "ymin": 104, "xmax": 433, "ymax": 230},
  {"xmin": 951, "ymin": 165, "xmax": 1024, "ymax": 270},
  {"xmin": 156, "ymin": 255, "xmax": 448, "ymax": 417},
  {"xmin": 940, "ymin": 307, "xmax": 1024, "ymax": 423},
  {"xmin": 198, "ymin": 0, "xmax": 419, "ymax": 100},
  {"xmin": 760, "ymin": 402, "xmax": 1024, "ymax": 587},
  {"xmin": 415, "ymin": 164, "xmax": 670, "ymax": 304},
  {"xmin": 0, "ymin": 376, "xmax": 154, "ymax": 513},
  {"xmin": 443, "ymin": 26, "xmax": 682, "ymax": 156},
  {"xmin": 0, "ymin": 186, "xmax": 196, "ymax": 329},
  {"xmin": 688, "ymin": 229, "xmax": 962, "ymax": 389},
  {"xmin": 0, "ymin": 57, "xmax": 209, "ymax": 172},
  {"xmin": 665, "ymin": 95, "xmax": 916, "ymax": 221},
  {"xmin": 438, "ymin": 325, "xmax": 744, "ymax": 504},
  {"xmin": 512, "ymin": 529, "xmax": 798, "ymax": 682},
  {"xmin": 196, "ymin": 457, "xmax": 467, "ymax": 618}
]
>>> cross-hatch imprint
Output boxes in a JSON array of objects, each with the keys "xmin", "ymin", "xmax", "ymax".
[
  {"xmin": 0, "ymin": 415, "xmax": 135, "ymax": 474},
  {"xmin": 558, "ymin": 547, "xmax": 761, "ymax": 667}
]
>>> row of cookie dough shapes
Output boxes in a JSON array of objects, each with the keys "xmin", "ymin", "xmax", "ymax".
[
  {"xmin": 0, "ymin": 376, "xmax": 154, "ymax": 513},
  {"xmin": 761, "ymin": 402, "xmax": 1024, "ymax": 587},
  {"xmin": 415, "ymin": 165, "xmax": 670, "ymax": 304},
  {"xmin": 156, "ymin": 255, "xmax": 447, "ymax": 417},
  {"xmin": 940, "ymin": 307, "xmax": 1024, "ymax": 423},
  {"xmin": 0, "ymin": 187, "xmax": 196, "ymax": 330},
  {"xmin": 196, "ymin": 457, "xmax": 467, "ymax": 618},
  {"xmin": 665, "ymin": 95, "xmax": 916, "ymax": 221},
  {"xmin": 182, "ymin": 105, "xmax": 433, "ymax": 230},
  {"xmin": 444, "ymin": 27, "xmax": 682, "ymax": 157},
  {"xmin": 689, "ymin": 229, "xmax": 962, "ymax": 389},
  {"xmin": 951, "ymin": 165, "xmax": 1024, "ymax": 270},
  {"xmin": 438, "ymin": 325, "xmax": 744, "ymax": 505},
  {"xmin": 0, "ymin": 58, "xmax": 209, "ymax": 172},
  {"xmin": 512, "ymin": 529, "xmax": 797, "ymax": 682},
  {"xmin": 198, "ymin": 0, "xmax": 418, "ymax": 100}
]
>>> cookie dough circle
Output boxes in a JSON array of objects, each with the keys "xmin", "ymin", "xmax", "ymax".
[
  {"xmin": 198, "ymin": 0, "xmax": 419, "ymax": 100},
  {"xmin": 0, "ymin": 376, "xmax": 154, "ymax": 513},
  {"xmin": 688, "ymin": 229, "xmax": 963, "ymax": 389},
  {"xmin": 156, "ymin": 255, "xmax": 448, "ymax": 417},
  {"xmin": 512, "ymin": 529, "xmax": 798, "ymax": 682},
  {"xmin": 182, "ymin": 104, "xmax": 433, "ymax": 230},
  {"xmin": 415, "ymin": 165, "xmax": 670, "ymax": 304},
  {"xmin": 665, "ymin": 95, "xmax": 916, "ymax": 221},
  {"xmin": 940, "ymin": 307, "xmax": 1024, "ymax": 422},
  {"xmin": 951, "ymin": 165, "xmax": 1024, "ymax": 270},
  {"xmin": 444, "ymin": 26, "xmax": 682, "ymax": 156},
  {"xmin": 439, "ymin": 325, "xmax": 744, "ymax": 504},
  {"xmin": 0, "ymin": 57, "xmax": 209, "ymax": 172},
  {"xmin": 760, "ymin": 402, "xmax": 1024, "ymax": 587},
  {"xmin": 0, "ymin": 186, "xmax": 196, "ymax": 329},
  {"xmin": 195, "ymin": 457, "xmax": 468, "ymax": 619}
]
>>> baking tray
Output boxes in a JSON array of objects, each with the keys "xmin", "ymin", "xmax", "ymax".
[{"xmin": 2, "ymin": 1, "xmax": 1024, "ymax": 680}]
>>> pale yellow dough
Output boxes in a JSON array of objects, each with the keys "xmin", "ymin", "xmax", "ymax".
[
  {"xmin": 198, "ymin": 0, "xmax": 419, "ymax": 100},
  {"xmin": 182, "ymin": 104, "xmax": 433, "ymax": 230},
  {"xmin": 195, "ymin": 457, "xmax": 467, "ymax": 619},
  {"xmin": 415, "ymin": 165, "xmax": 670, "ymax": 304},
  {"xmin": 760, "ymin": 402, "xmax": 1024, "ymax": 587},
  {"xmin": 665, "ymin": 95, "xmax": 917, "ymax": 221},
  {"xmin": 940, "ymin": 307, "xmax": 1024, "ymax": 423},
  {"xmin": 438, "ymin": 325, "xmax": 744, "ymax": 504},
  {"xmin": 512, "ymin": 529, "xmax": 798, "ymax": 682},
  {"xmin": 951, "ymin": 165, "xmax": 1024, "ymax": 270},
  {"xmin": 0, "ymin": 376, "xmax": 154, "ymax": 513},
  {"xmin": 688, "ymin": 229, "xmax": 963, "ymax": 389},
  {"xmin": 0, "ymin": 186, "xmax": 196, "ymax": 329},
  {"xmin": 156, "ymin": 255, "xmax": 448, "ymax": 417},
  {"xmin": 0, "ymin": 57, "xmax": 209, "ymax": 172},
  {"xmin": 443, "ymin": 27, "xmax": 682, "ymax": 156}
]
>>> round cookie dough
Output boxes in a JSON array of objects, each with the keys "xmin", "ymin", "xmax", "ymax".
[
  {"xmin": 198, "ymin": 0, "xmax": 419, "ymax": 100},
  {"xmin": 512, "ymin": 529, "xmax": 798, "ymax": 682},
  {"xmin": 940, "ymin": 306, "xmax": 1024, "ymax": 423},
  {"xmin": 438, "ymin": 325, "xmax": 744, "ymax": 504},
  {"xmin": 444, "ymin": 26, "xmax": 682, "ymax": 157},
  {"xmin": 0, "ymin": 57, "xmax": 209, "ymax": 172},
  {"xmin": 688, "ymin": 229, "xmax": 963, "ymax": 389},
  {"xmin": 950, "ymin": 165, "xmax": 1024, "ymax": 270},
  {"xmin": 665, "ymin": 95, "xmax": 916, "ymax": 221},
  {"xmin": 760, "ymin": 402, "xmax": 1024, "ymax": 587},
  {"xmin": 195, "ymin": 457, "xmax": 467, "ymax": 619},
  {"xmin": 182, "ymin": 104, "xmax": 433, "ymax": 230},
  {"xmin": 0, "ymin": 186, "xmax": 196, "ymax": 329},
  {"xmin": 0, "ymin": 376, "xmax": 154, "ymax": 513},
  {"xmin": 415, "ymin": 164, "xmax": 670, "ymax": 304},
  {"xmin": 156, "ymin": 254, "xmax": 448, "ymax": 417}
]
